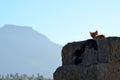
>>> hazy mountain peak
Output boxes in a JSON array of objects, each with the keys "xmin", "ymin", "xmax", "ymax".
[
  {"xmin": 2, "ymin": 24, "xmax": 33, "ymax": 30},
  {"xmin": 0, "ymin": 24, "xmax": 62, "ymax": 78},
  {"xmin": 0, "ymin": 24, "xmax": 57, "ymax": 45}
]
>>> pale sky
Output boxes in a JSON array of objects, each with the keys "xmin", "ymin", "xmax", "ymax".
[{"xmin": 0, "ymin": 0, "xmax": 120, "ymax": 45}]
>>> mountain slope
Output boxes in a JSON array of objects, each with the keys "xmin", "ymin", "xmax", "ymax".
[{"xmin": 0, "ymin": 24, "xmax": 62, "ymax": 78}]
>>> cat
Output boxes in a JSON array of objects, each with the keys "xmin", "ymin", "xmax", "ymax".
[{"xmin": 90, "ymin": 30, "xmax": 105, "ymax": 39}]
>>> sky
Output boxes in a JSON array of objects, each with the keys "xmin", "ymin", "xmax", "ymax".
[{"xmin": 0, "ymin": 0, "xmax": 120, "ymax": 45}]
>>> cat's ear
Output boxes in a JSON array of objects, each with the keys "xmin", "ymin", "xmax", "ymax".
[
  {"xmin": 89, "ymin": 32, "xmax": 92, "ymax": 34},
  {"xmin": 95, "ymin": 30, "xmax": 98, "ymax": 34}
]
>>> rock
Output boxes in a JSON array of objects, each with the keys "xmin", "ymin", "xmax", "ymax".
[{"xmin": 54, "ymin": 37, "xmax": 120, "ymax": 80}]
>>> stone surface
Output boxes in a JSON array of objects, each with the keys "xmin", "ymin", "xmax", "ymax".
[{"xmin": 54, "ymin": 37, "xmax": 120, "ymax": 80}]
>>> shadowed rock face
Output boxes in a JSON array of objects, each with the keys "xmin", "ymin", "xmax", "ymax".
[
  {"xmin": 73, "ymin": 43, "xmax": 85, "ymax": 65},
  {"xmin": 86, "ymin": 39, "xmax": 98, "ymax": 50},
  {"xmin": 73, "ymin": 49, "xmax": 83, "ymax": 65},
  {"xmin": 54, "ymin": 37, "xmax": 120, "ymax": 80}
]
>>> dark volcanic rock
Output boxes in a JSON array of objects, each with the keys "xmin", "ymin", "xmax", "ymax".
[{"xmin": 54, "ymin": 37, "xmax": 120, "ymax": 80}]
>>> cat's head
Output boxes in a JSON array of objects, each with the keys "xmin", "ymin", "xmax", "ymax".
[{"xmin": 90, "ymin": 30, "xmax": 98, "ymax": 38}]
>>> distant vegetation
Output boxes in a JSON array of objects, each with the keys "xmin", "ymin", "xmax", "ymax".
[{"xmin": 0, "ymin": 73, "xmax": 53, "ymax": 80}]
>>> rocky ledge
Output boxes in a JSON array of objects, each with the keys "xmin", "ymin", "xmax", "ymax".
[{"xmin": 54, "ymin": 37, "xmax": 120, "ymax": 80}]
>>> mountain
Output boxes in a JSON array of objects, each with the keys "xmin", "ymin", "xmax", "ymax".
[{"xmin": 0, "ymin": 24, "xmax": 62, "ymax": 78}]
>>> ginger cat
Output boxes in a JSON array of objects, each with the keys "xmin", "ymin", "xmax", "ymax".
[{"xmin": 90, "ymin": 30, "xmax": 105, "ymax": 39}]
